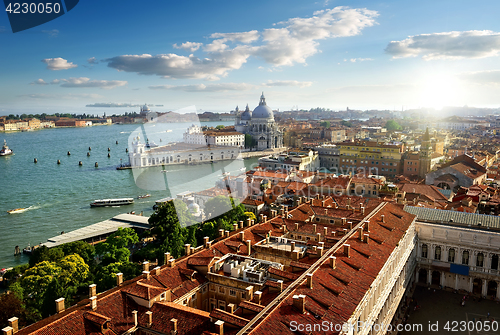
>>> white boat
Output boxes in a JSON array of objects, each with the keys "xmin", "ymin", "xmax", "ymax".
[
  {"xmin": 166, "ymin": 129, "xmax": 172, "ymax": 132},
  {"xmin": 0, "ymin": 140, "xmax": 13, "ymax": 156},
  {"xmin": 90, "ymin": 198, "xmax": 134, "ymax": 207},
  {"xmin": 137, "ymin": 194, "xmax": 151, "ymax": 199},
  {"xmin": 7, "ymin": 208, "xmax": 27, "ymax": 214}
]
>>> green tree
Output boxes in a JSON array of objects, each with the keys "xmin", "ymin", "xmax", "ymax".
[
  {"xmin": 320, "ymin": 121, "xmax": 330, "ymax": 128},
  {"xmin": 57, "ymin": 254, "xmax": 89, "ymax": 287},
  {"xmin": 60, "ymin": 241, "xmax": 95, "ymax": 265},
  {"xmin": 149, "ymin": 200, "xmax": 190, "ymax": 258},
  {"xmin": 244, "ymin": 211, "xmax": 257, "ymax": 222},
  {"xmin": 244, "ymin": 134, "xmax": 255, "ymax": 149},
  {"xmin": 385, "ymin": 119, "xmax": 402, "ymax": 131},
  {"xmin": 29, "ymin": 246, "xmax": 64, "ymax": 267},
  {"xmin": 215, "ymin": 125, "xmax": 225, "ymax": 129},
  {"xmin": 341, "ymin": 120, "xmax": 352, "ymax": 127},
  {"xmin": 95, "ymin": 228, "xmax": 138, "ymax": 265}
]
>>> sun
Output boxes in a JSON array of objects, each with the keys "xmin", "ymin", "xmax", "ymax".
[{"xmin": 418, "ymin": 74, "xmax": 462, "ymax": 109}]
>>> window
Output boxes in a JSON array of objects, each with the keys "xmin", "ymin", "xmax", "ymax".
[
  {"xmin": 448, "ymin": 248, "xmax": 455, "ymax": 263},
  {"xmin": 477, "ymin": 253, "xmax": 484, "ymax": 267},
  {"xmin": 421, "ymin": 244, "xmax": 428, "ymax": 258},
  {"xmin": 462, "ymin": 250, "xmax": 469, "ymax": 265},
  {"xmin": 210, "ymin": 285, "xmax": 215, "ymax": 292},
  {"xmin": 434, "ymin": 246, "xmax": 441, "ymax": 260},
  {"xmin": 229, "ymin": 289, "xmax": 236, "ymax": 297},
  {"xmin": 219, "ymin": 286, "xmax": 225, "ymax": 294},
  {"xmin": 492, "ymin": 255, "xmax": 499, "ymax": 270}
]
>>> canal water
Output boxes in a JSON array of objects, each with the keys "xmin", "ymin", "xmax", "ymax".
[{"xmin": 0, "ymin": 121, "xmax": 258, "ymax": 269}]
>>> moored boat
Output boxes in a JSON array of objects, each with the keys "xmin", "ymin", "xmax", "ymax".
[
  {"xmin": 137, "ymin": 194, "xmax": 151, "ymax": 199},
  {"xmin": 0, "ymin": 139, "xmax": 13, "ymax": 156},
  {"xmin": 90, "ymin": 198, "xmax": 134, "ymax": 207}
]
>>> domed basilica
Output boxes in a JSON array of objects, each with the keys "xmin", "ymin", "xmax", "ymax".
[{"xmin": 234, "ymin": 93, "xmax": 283, "ymax": 150}]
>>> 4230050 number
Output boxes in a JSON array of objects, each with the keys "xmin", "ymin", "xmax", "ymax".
[
  {"xmin": 6, "ymin": 2, "xmax": 61, "ymax": 14},
  {"xmin": 444, "ymin": 320, "xmax": 498, "ymax": 332}
]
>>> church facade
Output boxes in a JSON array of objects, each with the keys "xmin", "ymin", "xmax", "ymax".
[{"xmin": 234, "ymin": 93, "xmax": 283, "ymax": 150}]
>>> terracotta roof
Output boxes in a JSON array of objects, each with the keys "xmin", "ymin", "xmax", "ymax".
[{"xmin": 210, "ymin": 308, "xmax": 250, "ymax": 327}]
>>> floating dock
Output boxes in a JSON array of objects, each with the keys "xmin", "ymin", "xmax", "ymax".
[{"xmin": 40, "ymin": 213, "xmax": 151, "ymax": 249}]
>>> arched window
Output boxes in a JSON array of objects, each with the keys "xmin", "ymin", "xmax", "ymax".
[
  {"xmin": 434, "ymin": 246, "xmax": 441, "ymax": 260},
  {"xmin": 462, "ymin": 250, "xmax": 469, "ymax": 265},
  {"xmin": 477, "ymin": 253, "xmax": 484, "ymax": 267},
  {"xmin": 492, "ymin": 255, "xmax": 499, "ymax": 270},
  {"xmin": 448, "ymin": 248, "xmax": 455, "ymax": 263},
  {"xmin": 421, "ymin": 244, "xmax": 428, "ymax": 258}
]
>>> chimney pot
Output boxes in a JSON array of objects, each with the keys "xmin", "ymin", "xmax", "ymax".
[
  {"xmin": 227, "ymin": 303, "xmax": 235, "ymax": 314},
  {"xmin": 381, "ymin": 215, "xmax": 385, "ymax": 223},
  {"xmin": 239, "ymin": 231, "xmax": 245, "ymax": 241},
  {"xmin": 116, "ymin": 272, "xmax": 123, "ymax": 286},
  {"xmin": 225, "ymin": 230, "xmax": 230, "ymax": 238},
  {"xmin": 295, "ymin": 222, "xmax": 299, "ymax": 231},
  {"xmin": 89, "ymin": 284, "xmax": 96, "ymax": 298},
  {"xmin": 215, "ymin": 320, "xmax": 224, "ymax": 335},
  {"xmin": 358, "ymin": 227, "xmax": 364, "ymax": 241},
  {"xmin": 219, "ymin": 229, "xmax": 224, "ymax": 237},
  {"xmin": 204, "ymin": 236, "xmax": 210, "ymax": 248},
  {"xmin": 132, "ymin": 310, "xmax": 138, "ymax": 326},
  {"xmin": 254, "ymin": 291, "xmax": 262, "ymax": 305},
  {"xmin": 246, "ymin": 218, "xmax": 251, "ymax": 226},
  {"xmin": 143, "ymin": 271, "xmax": 150, "ymax": 280},
  {"xmin": 7, "ymin": 318, "xmax": 18, "ymax": 334},
  {"xmin": 306, "ymin": 273, "xmax": 313, "ymax": 289},
  {"xmin": 290, "ymin": 241, "xmax": 295, "ymax": 252},
  {"xmin": 90, "ymin": 296, "xmax": 97, "ymax": 311},
  {"xmin": 154, "ymin": 266, "xmax": 161, "ymax": 276},
  {"xmin": 292, "ymin": 294, "xmax": 306, "ymax": 313},
  {"xmin": 324, "ymin": 227, "xmax": 328, "ymax": 236},
  {"xmin": 142, "ymin": 261, "xmax": 150, "ymax": 272},
  {"xmin": 344, "ymin": 244, "xmax": 351, "ymax": 258},
  {"xmin": 246, "ymin": 240, "xmax": 252, "ymax": 256},
  {"xmin": 348, "ymin": 221, "xmax": 353, "ymax": 230},
  {"xmin": 364, "ymin": 233, "xmax": 370, "ymax": 244},
  {"xmin": 184, "ymin": 244, "xmax": 191, "ymax": 256},
  {"xmin": 233, "ymin": 223, "xmax": 238, "ymax": 231},
  {"xmin": 313, "ymin": 224, "xmax": 317, "ymax": 233},
  {"xmin": 171, "ymin": 318, "xmax": 178, "ymax": 332},
  {"xmin": 277, "ymin": 280, "xmax": 284, "ymax": 292},
  {"xmin": 330, "ymin": 256, "xmax": 336, "ymax": 269},
  {"xmin": 239, "ymin": 221, "xmax": 244, "ymax": 229},
  {"xmin": 317, "ymin": 232, "xmax": 321, "ymax": 242},
  {"xmin": 145, "ymin": 311, "xmax": 153, "ymax": 327},
  {"xmin": 365, "ymin": 221, "xmax": 370, "ymax": 232},
  {"xmin": 292, "ymin": 249, "xmax": 299, "ymax": 261},
  {"xmin": 316, "ymin": 246, "xmax": 323, "ymax": 257},
  {"xmin": 168, "ymin": 258, "xmax": 176, "ymax": 267},
  {"xmin": 164, "ymin": 252, "xmax": 171, "ymax": 265},
  {"xmin": 1, "ymin": 327, "xmax": 13, "ymax": 335},
  {"xmin": 55, "ymin": 298, "xmax": 65, "ymax": 314}
]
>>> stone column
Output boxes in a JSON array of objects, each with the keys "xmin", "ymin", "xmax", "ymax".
[
  {"xmin": 469, "ymin": 277, "xmax": 473, "ymax": 293},
  {"xmin": 496, "ymin": 281, "xmax": 500, "ymax": 300},
  {"xmin": 428, "ymin": 270, "xmax": 432, "ymax": 285},
  {"xmin": 441, "ymin": 272, "xmax": 445, "ymax": 287},
  {"xmin": 482, "ymin": 280, "xmax": 488, "ymax": 297},
  {"xmin": 454, "ymin": 274, "xmax": 458, "ymax": 290}
]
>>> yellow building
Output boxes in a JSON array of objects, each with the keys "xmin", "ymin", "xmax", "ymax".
[
  {"xmin": 338, "ymin": 140, "xmax": 403, "ymax": 178},
  {"xmin": 28, "ymin": 118, "xmax": 41, "ymax": 129}
]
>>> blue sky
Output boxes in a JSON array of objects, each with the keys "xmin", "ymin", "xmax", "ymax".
[{"xmin": 2, "ymin": 0, "xmax": 500, "ymax": 116}]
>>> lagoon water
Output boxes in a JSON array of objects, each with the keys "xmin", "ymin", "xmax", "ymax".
[{"xmin": 0, "ymin": 122, "xmax": 258, "ymax": 269}]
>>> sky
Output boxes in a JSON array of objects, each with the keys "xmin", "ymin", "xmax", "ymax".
[{"xmin": 2, "ymin": 0, "xmax": 500, "ymax": 116}]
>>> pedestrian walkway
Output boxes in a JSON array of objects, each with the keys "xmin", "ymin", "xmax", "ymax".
[{"xmin": 399, "ymin": 286, "xmax": 500, "ymax": 335}]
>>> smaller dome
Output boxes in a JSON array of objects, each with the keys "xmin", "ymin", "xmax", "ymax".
[
  {"xmin": 252, "ymin": 93, "xmax": 273, "ymax": 119},
  {"xmin": 241, "ymin": 104, "xmax": 252, "ymax": 120},
  {"xmin": 141, "ymin": 104, "xmax": 150, "ymax": 112}
]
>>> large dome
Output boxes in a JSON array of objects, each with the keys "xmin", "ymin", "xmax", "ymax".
[
  {"xmin": 252, "ymin": 93, "xmax": 273, "ymax": 119},
  {"xmin": 241, "ymin": 104, "xmax": 252, "ymax": 120}
]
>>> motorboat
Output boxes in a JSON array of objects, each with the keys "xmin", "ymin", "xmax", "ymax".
[
  {"xmin": 7, "ymin": 208, "xmax": 27, "ymax": 214},
  {"xmin": 137, "ymin": 194, "xmax": 151, "ymax": 199},
  {"xmin": 0, "ymin": 139, "xmax": 13, "ymax": 156},
  {"xmin": 90, "ymin": 198, "xmax": 134, "ymax": 207}
]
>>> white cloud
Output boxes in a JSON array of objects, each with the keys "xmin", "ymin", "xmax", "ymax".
[
  {"xmin": 87, "ymin": 57, "xmax": 98, "ymax": 64},
  {"xmin": 58, "ymin": 77, "xmax": 128, "ymax": 89},
  {"xmin": 210, "ymin": 30, "xmax": 259, "ymax": 43},
  {"xmin": 18, "ymin": 93, "xmax": 103, "ymax": 100},
  {"xmin": 263, "ymin": 80, "xmax": 313, "ymax": 87},
  {"xmin": 149, "ymin": 82, "xmax": 256, "ymax": 92},
  {"xmin": 41, "ymin": 29, "xmax": 59, "ymax": 37},
  {"xmin": 386, "ymin": 30, "xmax": 500, "ymax": 60},
  {"xmin": 50, "ymin": 79, "xmax": 61, "ymax": 84},
  {"xmin": 349, "ymin": 58, "xmax": 373, "ymax": 62},
  {"xmin": 42, "ymin": 57, "xmax": 77, "ymax": 70},
  {"xmin": 105, "ymin": 7, "xmax": 377, "ymax": 79},
  {"xmin": 173, "ymin": 42, "xmax": 203, "ymax": 52},
  {"xmin": 30, "ymin": 79, "xmax": 48, "ymax": 85},
  {"xmin": 459, "ymin": 70, "xmax": 500, "ymax": 85}
]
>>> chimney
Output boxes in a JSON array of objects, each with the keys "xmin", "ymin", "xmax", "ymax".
[
  {"xmin": 154, "ymin": 266, "xmax": 161, "ymax": 276},
  {"xmin": 219, "ymin": 229, "xmax": 224, "ymax": 237},
  {"xmin": 365, "ymin": 221, "xmax": 370, "ymax": 232},
  {"xmin": 348, "ymin": 221, "xmax": 353, "ymax": 230},
  {"xmin": 207, "ymin": 241, "xmax": 212, "ymax": 248},
  {"xmin": 7, "ymin": 318, "xmax": 18, "ymax": 334},
  {"xmin": 347, "ymin": 198, "xmax": 351, "ymax": 207},
  {"xmin": 245, "ymin": 286, "xmax": 254, "ymax": 301},
  {"xmin": 251, "ymin": 219, "xmax": 255, "ymax": 226},
  {"xmin": 246, "ymin": 218, "xmax": 251, "ymax": 227},
  {"xmin": 164, "ymin": 252, "xmax": 171, "ymax": 265},
  {"xmin": 263, "ymin": 215, "xmax": 267, "ymax": 222},
  {"xmin": 316, "ymin": 247, "xmax": 323, "ymax": 257},
  {"xmin": 364, "ymin": 234, "xmax": 370, "ymax": 244},
  {"xmin": 324, "ymin": 227, "xmax": 328, "ymax": 236},
  {"xmin": 55, "ymin": 298, "xmax": 65, "ymax": 314},
  {"xmin": 322, "ymin": 200, "xmax": 326, "ymax": 207},
  {"xmin": 306, "ymin": 273, "xmax": 313, "ymax": 289},
  {"xmin": 316, "ymin": 232, "xmax": 321, "ymax": 242},
  {"xmin": 283, "ymin": 224, "xmax": 287, "ymax": 233},
  {"xmin": 278, "ymin": 280, "xmax": 284, "ymax": 292},
  {"xmin": 233, "ymin": 223, "xmax": 238, "ymax": 231},
  {"xmin": 227, "ymin": 303, "xmax": 235, "ymax": 314},
  {"xmin": 204, "ymin": 236, "xmax": 210, "ymax": 248},
  {"xmin": 254, "ymin": 291, "xmax": 262, "ymax": 305},
  {"xmin": 324, "ymin": 208, "xmax": 327, "ymax": 215},
  {"xmin": 361, "ymin": 206, "xmax": 365, "ymax": 215},
  {"xmin": 246, "ymin": 240, "xmax": 251, "ymax": 256},
  {"xmin": 342, "ymin": 217, "xmax": 346, "ymax": 225},
  {"xmin": 168, "ymin": 258, "xmax": 176, "ymax": 267},
  {"xmin": 225, "ymin": 231, "xmax": 230, "ymax": 238},
  {"xmin": 292, "ymin": 294, "xmax": 306, "ymax": 313},
  {"xmin": 90, "ymin": 296, "xmax": 97, "ymax": 311},
  {"xmin": 295, "ymin": 222, "xmax": 299, "ymax": 231},
  {"xmin": 215, "ymin": 320, "xmax": 224, "ymax": 335},
  {"xmin": 239, "ymin": 220, "xmax": 244, "ymax": 229},
  {"xmin": 239, "ymin": 231, "xmax": 245, "ymax": 241},
  {"xmin": 142, "ymin": 261, "xmax": 149, "ymax": 272},
  {"xmin": 89, "ymin": 284, "xmax": 97, "ymax": 298},
  {"xmin": 132, "ymin": 310, "xmax": 138, "ymax": 326},
  {"xmin": 381, "ymin": 215, "xmax": 385, "ymax": 223},
  {"xmin": 259, "ymin": 214, "xmax": 264, "ymax": 222},
  {"xmin": 290, "ymin": 241, "xmax": 295, "ymax": 252},
  {"xmin": 116, "ymin": 272, "xmax": 123, "ymax": 286},
  {"xmin": 329, "ymin": 256, "xmax": 336, "ymax": 269},
  {"xmin": 292, "ymin": 249, "xmax": 299, "ymax": 261},
  {"xmin": 342, "ymin": 228, "xmax": 348, "ymax": 235},
  {"xmin": 170, "ymin": 319, "xmax": 178, "ymax": 333},
  {"xmin": 1, "ymin": 327, "xmax": 13, "ymax": 335},
  {"xmin": 143, "ymin": 271, "xmax": 150, "ymax": 280},
  {"xmin": 358, "ymin": 227, "xmax": 364, "ymax": 241},
  {"xmin": 313, "ymin": 224, "xmax": 317, "ymax": 233},
  {"xmin": 344, "ymin": 244, "xmax": 351, "ymax": 258},
  {"xmin": 184, "ymin": 244, "xmax": 191, "ymax": 256},
  {"xmin": 145, "ymin": 311, "xmax": 153, "ymax": 327}
]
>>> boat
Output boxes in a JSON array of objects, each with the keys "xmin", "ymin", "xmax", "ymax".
[
  {"xmin": 0, "ymin": 140, "xmax": 13, "ymax": 156},
  {"xmin": 23, "ymin": 243, "xmax": 38, "ymax": 254},
  {"xmin": 90, "ymin": 198, "xmax": 134, "ymax": 207},
  {"xmin": 166, "ymin": 129, "xmax": 172, "ymax": 132},
  {"xmin": 7, "ymin": 208, "xmax": 27, "ymax": 214},
  {"xmin": 137, "ymin": 194, "xmax": 151, "ymax": 199}
]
